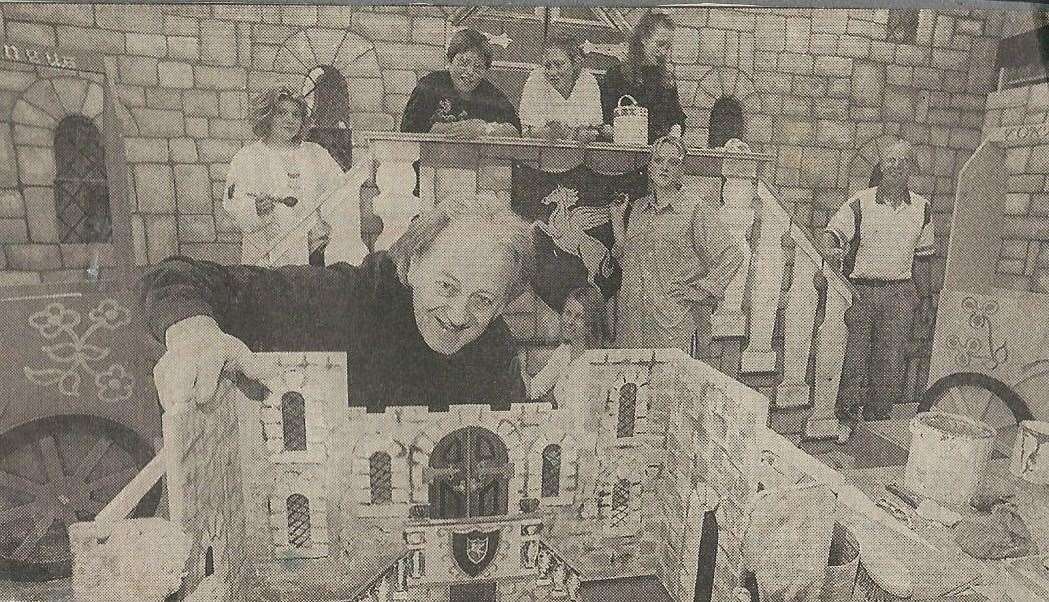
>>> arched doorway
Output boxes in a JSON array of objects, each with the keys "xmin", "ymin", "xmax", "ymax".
[{"xmin": 429, "ymin": 427, "xmax": 511, "ymax": 519}]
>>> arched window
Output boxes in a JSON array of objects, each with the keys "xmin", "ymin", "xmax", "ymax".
[
  {"xmin": 286, "ymin": 494, "xmax": 312, "ymax": 548},
  {"xmin": 281, "ymin": 392, "xmax": 307, "ymax": 451},
  {"xmin": 302, "ymin": 65, "xmax": 352, "ymax": 170},
  {"xmin": 540, "ymin": 444, "xmax": 561, "ymax": 498},
  {"xmin": 708, "ymin": 97, "xmax": 744, "ymax": 148},
  {"xmin": 610, "ymin": 478, "xmax": 630, "ymax": 527},
  {"xmin": 53, "ymin": 115, "xmax": 110, "ymax": 243},
  {"xmin": 616, "ymin": 383, "xmax": 637, "ymax": 438},
  {"xmin": 369, "ymin": 452, "xmax": 393, "ymax": 505}
]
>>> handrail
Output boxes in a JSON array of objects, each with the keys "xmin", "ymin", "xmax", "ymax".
[
  {"xmin": 346, "ymin": 548, "xmax": 413, "ymax": 602},
  {"xmin": 92, "ymin": 447, "xmax": 166, "ymax": 534},
  {"xmin": 354, "ymin": 130, "xmax": 776, "ymax": 163},
  {"xmin": 756, "ymin": 180, "xmax": 856, "ymax": 300}
]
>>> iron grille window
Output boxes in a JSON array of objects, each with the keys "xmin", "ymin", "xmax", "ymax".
[
  {"xmin": 286, "ymin": 494, "xmax": 312, "ymax": 548},
  {"xmin": 541, "ymin": 444, "xmax": 561, "ymax": 498},
  {"xmin": 369, "ymin": 452, "xmax": 393, "ymax": 505},
  {"xmin": 616, "ymin": 383, "xmax": 637, "ymax": 438},
  {"xmin": 53, "ymin": 115, "xmax": 111, "ymax": 243},
  {"xmin": 887, "ymin": 9, "xmax": 919, "ymax": 45},
  {"xmin": 610, "ymin": 479, "xmax": 630, "ymax": 527},
  {"xmin": 708, "ymin": 97, "xmax": 744, "ymax": 148},
  {"xmin": 281, "ymin": 392, "xmax": 307, "ymax": 451}
]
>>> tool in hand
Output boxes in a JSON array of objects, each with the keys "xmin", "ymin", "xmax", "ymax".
[
  {"xmin": 246, "ymin": 192, "xmax": 299, "ymax": 207},
  {"xmin": 886, "ymin": 483, "xmax": 920, "ymax": 508}
]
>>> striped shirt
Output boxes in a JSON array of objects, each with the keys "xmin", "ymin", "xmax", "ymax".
[{"xmin": 825, "ymin": 187, "xmax": 935, "ymax": 281}]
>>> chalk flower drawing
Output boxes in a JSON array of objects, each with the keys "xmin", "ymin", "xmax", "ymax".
[{"xmin": 25, "ymin": 299, "xmax": 135, "ymax": 402}]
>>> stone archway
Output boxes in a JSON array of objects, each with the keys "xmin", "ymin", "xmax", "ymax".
[
  {"xmin": 9, "ymin": 76, "xmax": 137, "ymax": 244},
  {"xmin": 690, "ymin": 67, "xmax": 767, "ymax": 149},
  {"xmin": 271, "ymin": 29, "xmax": 385, "ymax": 122}
]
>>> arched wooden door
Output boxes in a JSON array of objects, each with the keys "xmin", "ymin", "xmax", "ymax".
[{"xmin": 429, "ymin": 427, "xmax": 511, "ymax": 520}]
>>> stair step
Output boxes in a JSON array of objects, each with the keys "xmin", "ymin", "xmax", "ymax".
[{"xmin": 768, "ymin": 404, "xmax": 812, "ymax": 437}]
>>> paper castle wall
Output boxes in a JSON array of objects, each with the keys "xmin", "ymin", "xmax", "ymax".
[{"xmin": 159, "ymin": 348, "xmax": 770, "ymax": 601}]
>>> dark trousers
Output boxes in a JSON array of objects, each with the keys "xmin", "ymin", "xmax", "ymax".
[{"xmin": 836, "ymin": 280, "xmax": 917, "ymax": 421}]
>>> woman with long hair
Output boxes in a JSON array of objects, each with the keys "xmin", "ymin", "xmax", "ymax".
[{"xmin": 600, "ymin": 10, "xmax": 687, "ymax": 143}]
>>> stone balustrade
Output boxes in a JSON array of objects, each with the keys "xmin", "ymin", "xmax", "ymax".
[{"xmin": 259, "ymin": 132, "xmax": 855, "ymax": 439}]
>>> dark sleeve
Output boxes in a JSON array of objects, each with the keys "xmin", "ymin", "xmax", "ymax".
[
  {"xmin": 599, "ymin": 62, "xmax": 627, "ymax": 126},
  {"xmin": 401, "ymin": 76, "xmax": 436, "ymax": 133},
  {"xmin": 495, "ymin": 88, "xmax": 522, "ymax": 132},
  {"xmin": 138, "ymin": 256, "xmax": 362, "ymax": 348},
  {"xmin": 665, "ymin": 81, "xmax": 687, "ymax": 134}
]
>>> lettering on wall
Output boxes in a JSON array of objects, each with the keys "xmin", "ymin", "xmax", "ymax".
[{"xmin": 3, "ymin": 43, "xmax": 78, "ymax": 70}]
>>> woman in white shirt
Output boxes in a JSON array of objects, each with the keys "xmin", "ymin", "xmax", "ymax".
[
  {"xmin": 527, "ymin": 286, "xmax": 607, "ymax": 423},
  {"xmin": 519, "ymin": 37, "xmax": 608, "ymax": 143},
  {"xmin": 223, "ymin": 88, "xmax": 344, "ymax": 265}
]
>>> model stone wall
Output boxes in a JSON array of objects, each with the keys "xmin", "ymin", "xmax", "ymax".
[{"xmin": 0, "ymin": 5, "xmax": 1010, "ymax": 291}]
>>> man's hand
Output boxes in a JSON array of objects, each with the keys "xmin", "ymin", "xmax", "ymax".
[{"xmin": 153, "ymin": 316, "xmax": 271, "ymax": 411}]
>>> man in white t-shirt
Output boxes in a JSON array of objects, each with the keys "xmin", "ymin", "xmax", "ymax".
[{"xmin": 823, "ymin": 140, "xmax": 935, "ymax": 442}]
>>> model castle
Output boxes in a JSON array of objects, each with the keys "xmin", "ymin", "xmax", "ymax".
[{"xmin": 75, "ymin": 348, "xmax": 769, "ymax": 601}]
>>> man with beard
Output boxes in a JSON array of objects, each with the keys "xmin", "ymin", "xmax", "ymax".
[{"xmin": 824, "ymin": 139, "xmax": 935, "ymax": 442}]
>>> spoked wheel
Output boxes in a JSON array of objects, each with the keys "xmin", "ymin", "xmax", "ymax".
[
  {"xmin": 0, "ymin": 415, "xmax": 161, "ymax": 581},
  {"xmin": 920, "ymin": 373, "xmax": 1034, "ymax": 460}
]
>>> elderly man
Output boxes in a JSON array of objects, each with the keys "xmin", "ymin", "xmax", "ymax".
[
  {"xmin": 140, "ymin": 201, "xmax": 534, "ymax": 412},
  {"xmin": 824, "ymin": 140, "xmax": 935, "ymax": 442}
]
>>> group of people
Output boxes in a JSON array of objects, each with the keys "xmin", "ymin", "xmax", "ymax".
[{"xmin": 153, "ymin": 10, "xmax": 933, "ymax": 443}]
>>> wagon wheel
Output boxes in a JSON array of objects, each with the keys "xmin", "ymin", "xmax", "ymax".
[
  {"xmin": 0, "ymin": 415, "xmax": 161, "ymax": 581},
  {"xmin": 920, "ymin": 372, "xmax": 1034, "ymax": 460}
]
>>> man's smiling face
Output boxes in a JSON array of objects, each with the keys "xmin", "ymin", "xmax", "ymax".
[{"xmin": 407, "ymin": 222, "xmax": 511, "ymax": 355}]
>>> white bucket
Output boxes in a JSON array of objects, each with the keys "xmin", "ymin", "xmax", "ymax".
[
  {"xmin": 612, "ymin": 95, "xmax": 648, "ymax": 145},
  {"xmin": 903, "ymin": 411, "xmax": 994, "ymax": 506},
  {"xmin": 1009, "ymin": 420, "xmax": 1049, "ymax": 484}
]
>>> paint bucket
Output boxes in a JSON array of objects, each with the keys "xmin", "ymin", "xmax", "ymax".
[
  {"xmin": 903, "ymin": 412, "xmax": 994, "ymax": 506},
  {"xmin": 821, "ymin": 523, "xmax": 859, "ymax": 602},
  {"xmin": 1009, "ymin": 420, "xmax": 1049, "ymax": 484}
]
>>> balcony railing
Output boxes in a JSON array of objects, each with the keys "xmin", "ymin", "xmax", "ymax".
[{"xmin": 260, "ymin": 133, "xmax": 857, "ymax": 440}]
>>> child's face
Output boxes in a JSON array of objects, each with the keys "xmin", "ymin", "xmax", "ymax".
[{"xmin": 561, "ymin": 298, "xmax": 590, "ymax": 345}]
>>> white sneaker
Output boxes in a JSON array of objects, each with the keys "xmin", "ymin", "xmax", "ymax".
[{"xmin": 836, "ymin": 421, "xmax": 853, "ymax": 445}]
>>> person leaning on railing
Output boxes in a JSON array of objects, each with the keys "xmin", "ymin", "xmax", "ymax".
[
  {"xmin": 223, "ymin": 88, "xmax": 344, "ymax": 266},
  {"xmin": 400, "ymin": 28, "xmax": 521, "ymax": 140},
  {"xmin": 518, "ymin": 36, "xmax": 610, "ymax": 144}
]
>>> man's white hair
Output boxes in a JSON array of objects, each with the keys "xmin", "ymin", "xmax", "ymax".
[{"xmin": 388, "ymin": 198, "xmax": 536, "ymax": 302}]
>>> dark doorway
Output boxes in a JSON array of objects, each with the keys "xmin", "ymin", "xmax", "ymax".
[
  {"xmin": 429, "ymin": 427, "xmax": 511, "ymax": 519},
  {"xmin": 450, "ymin": 580, "xmax": 497, "ymax": 602}
]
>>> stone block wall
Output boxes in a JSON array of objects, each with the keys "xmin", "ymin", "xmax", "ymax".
[
  {"xmin": 982, "ymin": 85, "xmax": 1049, "ymax": 294},
  {"xmin": 161, "ymin": 380, "xmax": 254, "ymax": 601},
  {"xmin": 653, "ymin": 353, "xmax": 770, "ymax": 601},
  {"xmin": 0, "ymin": 5, "xmax": 1016, "ymax": 288}
]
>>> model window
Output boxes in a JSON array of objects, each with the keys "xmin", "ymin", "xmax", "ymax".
[
  {"xmin": 53, "ymin": 115, "xmax": 111, "ymax": 243},
  {"xmin": 286, "ymin": 494, "xmax": 312, "ymax": 548},
  {"xmin": 281, "ymin": 392, "xmax": 307, "ymax": 451},
  {"xmin": 369, "ymin": 451, "xmax": 393, "ymax": 505},
  {"xmin": 616, "ymin": 383, "xmax": 637, "ymax": 438},
  {"xmin": 541, "ymin": 444, "xmax": 561, "ymax": 498}
]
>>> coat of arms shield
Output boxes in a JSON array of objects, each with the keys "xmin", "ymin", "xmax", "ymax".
[{"xmin": 451, "ymin": 529, "xmax": 501, "ymax": 577}]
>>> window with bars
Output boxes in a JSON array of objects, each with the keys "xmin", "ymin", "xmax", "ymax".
[
  {"xmin": 610, "ymin": 479, "xmax": 630, "ymax": 527},
  {"xmin": 369, "ymin": 452, "xmax": 393, "ymax": 505},
  {"xmin": 887, "ymin": 9, "xmax": 920, "ymax": 45},
  {"xmin": 616, "ymin": 383, "xmax": 637, "ymax": 438},
  {"xmin": 286, "ymin": 494, "xmax": 312, "ymax": 548},
  {"xmin": 540, "ymin": 444, "xmax": 561, "ymax": 498},
  {"xmin": 302, "ymin": 65, "xmax": 353, "ymax": 170},
  {"xmin": 281, "ymin": 392, "xmax": 307, "ymax": 451},
  {"xmin": 53, "ymin": 115, "xmax": 111, "ymax": 243}
]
